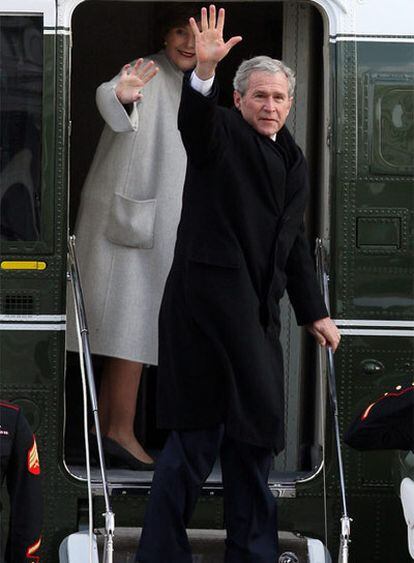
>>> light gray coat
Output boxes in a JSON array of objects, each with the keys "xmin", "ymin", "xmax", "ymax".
[{"xmin": 66, "ymin": 52, "xmax": 186, "ymax": 364}]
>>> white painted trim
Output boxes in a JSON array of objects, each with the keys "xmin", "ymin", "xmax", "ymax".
[
  {"xmin": 312, "ymin": 0, "xmax": 414, "ymax": 37},
  {"xmin": 57, "ymin": 0, "xmax": 84, "ymax": 29},
  {"xmin": 334, "ymin": 319, "xmax": 414, "ymax": 328},
  {"xmin": 3, "ymin": 1, "xmax": 413, "ymax": 40},
  {"xmin": 0, "ymin": 323, "xmax": 66, "ymax": 331},
  {"xmin": 339, "ymin": 329, "xmax": 414, "ymax": 337},
  {"xmin": 0, "ymin": 0, "xmax": 55, "ymax": 27}
]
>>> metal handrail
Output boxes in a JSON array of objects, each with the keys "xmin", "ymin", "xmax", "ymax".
[
  {"xmin": 68, "ymin": 235, "xmax": 115, "ymax": 563},
  {"xmin": 315, "ymin": 238, "xmax": 351, "ymax": 563}
]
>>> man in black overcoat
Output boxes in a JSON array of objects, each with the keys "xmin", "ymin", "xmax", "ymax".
[{"xmin": 137, "ymin": 6, "xmax": 340, "ymax": 562}]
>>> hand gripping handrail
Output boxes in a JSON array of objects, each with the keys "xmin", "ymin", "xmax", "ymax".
[
  {"xmin": 68, "ymin": 235, "xmax": 115, "ymax": 563},
  {"xmin": 315, "ymin": 238, "xmax": 351, "ymax": 563}
]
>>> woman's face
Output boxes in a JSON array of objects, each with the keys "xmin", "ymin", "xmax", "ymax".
[{"xmin": 164, "ymin": 24, "xmax": 196, "ymax": 72}]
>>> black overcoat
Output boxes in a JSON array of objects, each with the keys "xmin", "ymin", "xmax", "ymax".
[{"xmin": 156, "ymin": 75, "xmax": 328, "ymax": 451}]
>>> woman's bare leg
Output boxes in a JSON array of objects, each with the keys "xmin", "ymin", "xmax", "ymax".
[{"xmin": 97, "ymin": 357, "xmax": 154, "ymax": 464}]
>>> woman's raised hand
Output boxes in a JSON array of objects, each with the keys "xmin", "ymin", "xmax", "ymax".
[
  {"xmin": 189, "ymin": 5, "xmax": 242, "ymax": 79},
  {"xmin": 115, "ymin": 58, "xmax": 159, "ymax": 104}
]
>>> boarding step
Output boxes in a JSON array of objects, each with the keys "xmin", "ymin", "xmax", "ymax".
[{"xmin": 93, "ymin": 527, "xmax": 331, "ymax": 562}]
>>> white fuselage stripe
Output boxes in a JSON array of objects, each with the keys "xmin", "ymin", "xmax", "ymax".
[
  {"xmin": 45, "ymin": 29, "xmax": 71, "ymax": 35},
  {"xmin": 334, "ymin": 319, "xmax": 414, "ymax": 328},
  {"xmin": 0, "ymin": 323, "xmax": 66, "ymax": 331},
  {"xmin": 330, "ymin": 36, "xmax": 414, "ymax": 43},
  {"xmin": 0, "ymin": 314, "xmax": 66, "ymax": 322},
  {"xmin": 339, "ymin": 329, "xmax": 414, "ymax": 337}
]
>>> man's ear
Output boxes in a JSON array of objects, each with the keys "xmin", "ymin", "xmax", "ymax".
[{"xmin": 233, "ymin": 90, "xmax": 242, "ymax": 109}]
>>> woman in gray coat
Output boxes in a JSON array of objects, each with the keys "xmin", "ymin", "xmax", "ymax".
[{"xmin": 67, "ymin": 5, "xmax": 199, "ymax": 469}]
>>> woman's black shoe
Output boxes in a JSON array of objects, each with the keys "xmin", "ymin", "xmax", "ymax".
[{"xmin": 101, "ymin": 436, "xmax": 155, "ymax": 471}]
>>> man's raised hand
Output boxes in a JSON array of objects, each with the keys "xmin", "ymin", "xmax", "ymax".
[
  {"xmin": 190, "ymin": 5, "xmax": 242, "ymax": 80},
  {"xmin": 115, "ymin": 58, "xmax": 159, "ymax": 104}
]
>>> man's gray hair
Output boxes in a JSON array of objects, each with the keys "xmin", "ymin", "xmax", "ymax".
[{"xmin": 233, "ymin": 56, "xmax": 296, "ymax": 98}]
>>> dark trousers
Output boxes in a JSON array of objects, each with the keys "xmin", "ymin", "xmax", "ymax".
[{"xmin": 136, "ymin": 426, "xmax": 278, "ymax": 562}]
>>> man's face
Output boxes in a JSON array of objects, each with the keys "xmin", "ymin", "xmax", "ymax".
[{"xmin": 233, "ymin": 71, "xmax": 293, "ymax": 137}]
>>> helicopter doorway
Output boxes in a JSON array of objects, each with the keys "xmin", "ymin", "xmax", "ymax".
[{"xmin": 65, "ymin": 0, "xmax": 328, "ymax": 489}]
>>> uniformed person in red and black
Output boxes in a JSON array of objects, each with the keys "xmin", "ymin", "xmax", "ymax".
[{"xmin": 0, "ymin": 401, "xmax": 42, "ymax": 562}]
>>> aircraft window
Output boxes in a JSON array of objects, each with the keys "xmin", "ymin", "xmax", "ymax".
[{"xmin": 0, "ymin": 16, "xmax": 43, "ymax": 242}]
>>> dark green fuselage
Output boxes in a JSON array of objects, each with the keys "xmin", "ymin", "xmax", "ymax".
[{"xmin": 0, "ymin": 4, "xmax": 413, "ymax": 562}]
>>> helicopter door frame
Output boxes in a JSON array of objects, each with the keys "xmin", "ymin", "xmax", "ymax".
[{"xmin": 60, "ymin": 0, "xmax": 335, "ymax": 494}]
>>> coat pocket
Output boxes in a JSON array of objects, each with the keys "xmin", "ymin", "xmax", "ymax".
[
  {"xmin": 105, "ymin": 193, "xmax": 156, "ymax": 249},
  {"xmin": 187, "ymin": 247, "xmax": 242, "ymax": 290},
  {"xmin": 187, "ymin": 259, "xmax": 241, "ymax": 293},
  {"xmin": 187, "ymin": 247, "xmax": 241, "ymax": 269}
]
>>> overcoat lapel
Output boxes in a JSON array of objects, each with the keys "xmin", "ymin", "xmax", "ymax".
[
  {"xmin": 258, "ymin": 127, "xmax": 309, "ymax": 329},
  {"xmin": 253, "ymin": 135, "xmax": 287, "ymax": 216}
]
